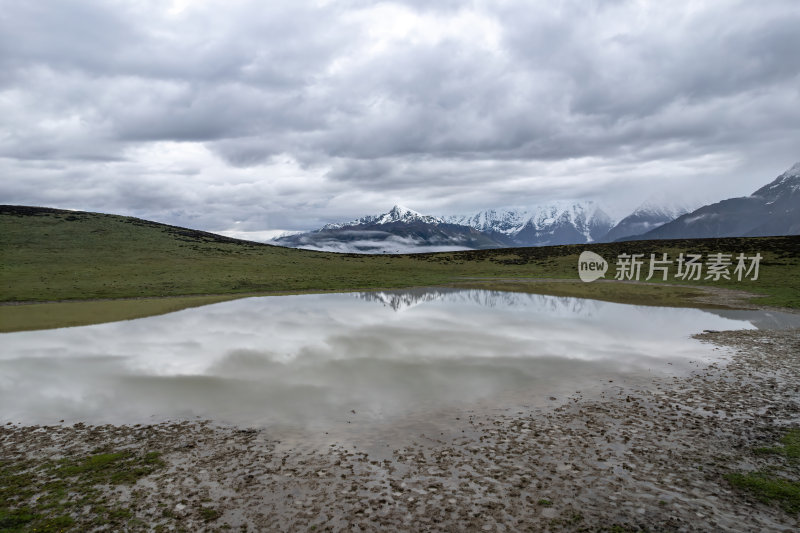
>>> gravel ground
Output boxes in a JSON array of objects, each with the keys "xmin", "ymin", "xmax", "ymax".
[{"xmin": 2, "ymin": 327, "xmax": 798, "ymax": 532}]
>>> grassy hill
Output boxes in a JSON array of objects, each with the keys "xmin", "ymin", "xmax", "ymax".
[{"xmin": 1, "ymin": 205, "xmax": 798, "ymax": 330}]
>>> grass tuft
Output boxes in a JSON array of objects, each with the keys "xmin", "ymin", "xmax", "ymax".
[
  {"xmin": 199, "ymin": 506, "xmax": 222, "ymax": 522},
  {"xmin": 754, "ymin": 429, "xmax": 800, "ymax": 461},
  {"xmin": 726, "ymin": 428, "xmax": 800, "ymax": 514},
  {"xmin": 725, "ymin": 472, "xmax": 800, "ymax": 513}
]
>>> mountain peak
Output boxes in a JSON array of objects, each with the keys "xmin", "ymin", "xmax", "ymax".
[
  {"xmin": 784, "ymin": 162, "xmax": 800, "ymax": 177},
  {"xmin": 631, "ymin": 197, "xmax": 694, "ymax": 219},
  {"xmin": 320, "ymin": 205, "xmax": 441, "ymax": 230},
  {"xmin": 752, "ymin": 162, "xmax": 800, "ymax": 198},
  {"xmin": 376, "ymin": 205, "xmax": 440, "ymax": 225},
  {"xmin": 385, "ymin": 205, "xmax": 423, "ymax": 219},
  {"xmin": 772, "ymin": 162, "xmax": 800, "ymax": 185}
]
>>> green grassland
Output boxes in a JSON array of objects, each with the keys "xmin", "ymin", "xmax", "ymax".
[
  {"xmin": 1, "ymin": 205, "xmax": 798, "ymax": 331},
  {"xmin": 0, "ymin": 295, "xmax": 247, "ymax": 333}
]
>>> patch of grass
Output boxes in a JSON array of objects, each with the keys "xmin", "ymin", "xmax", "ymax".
[
  {"xmin": 0, "ymin": 450, "xmax": 165, "ymax": 531},
  {"xmin": 0, "ymin": 507, "xmax": 36, "ymax": 529},
  {"xmin": 0, "ymin": 294, "xmax": 246, "ymax": 333},
  {"xmin": 56, "ymin": 450, "xmax": 164, "ymax": 485},
  {"xmin": 537, "ymin": 498, "xmax": 552, "ymax": 506},
  {"xmin": 199, "ymin": 506, "xmax": 221, "ymax": 522},
  {"xmin": 726, "ymin": 428, "xmax": 800, "ymax": 514},
  {"xmin": 754, "ymin": 429, "xmax": 800, "ymax": 462},
  {"xmin": 725, "ymin": 472, "xmax": 800, "ymax": 513}
]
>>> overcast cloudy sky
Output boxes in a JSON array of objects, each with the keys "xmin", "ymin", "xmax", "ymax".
[{"xmin": 1, "ymin": 0, "xmax": 798, "ymax": 235}]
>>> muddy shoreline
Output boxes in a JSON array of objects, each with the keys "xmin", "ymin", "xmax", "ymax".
[{"xmin": 2, "ymin": 327, "xmax": 799, "ymax": 532}]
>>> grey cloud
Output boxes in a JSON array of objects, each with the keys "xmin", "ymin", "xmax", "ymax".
[
  {"xmin": 0, "ymin": 1, "xmax": 347, "ymax": 85},
  {"xmin": 1, "ymin": 0, "xmax": 798, "ymax": 232},
  {"xmin": 0, "ymin": 1, "xmax": 137, "ymax": 76}
]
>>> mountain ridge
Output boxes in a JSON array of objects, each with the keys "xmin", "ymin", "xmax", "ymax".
[
  {"xmin": 274, "ymin": 205, "xmax": 510, "ymax": 253},
  {"xmin": 273, "ymin": 162, "xmax": 800, "ymax": 253},
  {"xmin": 624, "ymin": 162, "xmax": 800, "ymax": 241},
  {"xmin": 276, "ymin": 201, "xmax": 619, "ymax": 253},
  {"xmin": 442, "ymin": 200, "xmax": 614, "ymax": 246}
]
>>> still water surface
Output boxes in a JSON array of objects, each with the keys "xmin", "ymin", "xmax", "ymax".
[{"xmin": 1, "ymin": 290, "xmax": 794, "ymax": 429}]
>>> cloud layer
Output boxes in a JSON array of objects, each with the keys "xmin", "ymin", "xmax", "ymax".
[{"xmin": 1, "ymin": 0, "xmax": 798, "ymax": 232}]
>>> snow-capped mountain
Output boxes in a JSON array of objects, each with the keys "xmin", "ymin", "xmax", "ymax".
[
  {"xmin": 754, "ymin": 161, "xmax": 800, "ymax": 197},
  {"xmin": 271, "ymin": 163, "xmax": 800, "ymax": 253},
  {"xmin": 274, "ymin": 202, "xmax": 615, "ymax": 253},
  {"xmin": 322, "ymin": 205, "xmax": 442, "ymax": 230},
  {"xmin": 514, "ymin": 201, "xmax": 613, "ymax": 246},
  {"xmin": 442, "ymin": 209, "xmax": 530, "ymax": 236},
  {"xmin": 601, "ymin": 199, "xmax": 692, "ymax": 242},
  {"xmin": 273, "ymin": 205, "xmax": 510, "ymax": 253},
  {"xmin": 628, "ymin": 162, "xmax": 800, "ymax": 240},
  {"xmin": 444, "ymin": 201, "xmax": 614, "ymax": 246}
]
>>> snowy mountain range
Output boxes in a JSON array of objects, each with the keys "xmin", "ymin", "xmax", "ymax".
[
  {"xmin": 272, "ymin": 163, "xmax": 800, "ymax": 253},
  {"xmin": 274, "ymin": 205, "xmax": 508, "ymax": 253},
  {"xmin": 274, "ymin": 202, "xmax": 615, "ymax": 252},
  {"xmin": 443, "ymin": 201, "xmax": 613, "ymax": 247}
]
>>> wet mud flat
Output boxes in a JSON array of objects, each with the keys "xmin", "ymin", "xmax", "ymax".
[{"xmin": 2, "ymin": 328, "xmax": 798, "ymax": 532}]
